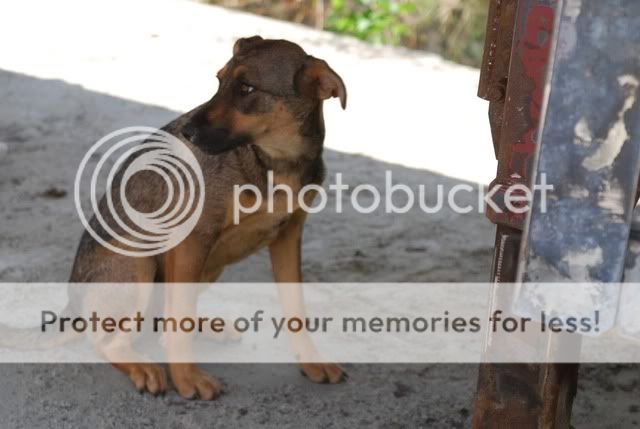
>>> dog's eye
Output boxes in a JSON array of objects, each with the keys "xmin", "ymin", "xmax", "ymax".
[{"xmin": 239, "ymin": 83, "xmax": 255, "ymax": 96}]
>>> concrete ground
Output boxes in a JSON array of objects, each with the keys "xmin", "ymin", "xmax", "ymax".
[{"xmin": 0, "ymin": 0, "xmax": 638, "ymax": 427}]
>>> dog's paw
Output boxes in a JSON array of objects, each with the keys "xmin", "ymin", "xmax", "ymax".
[
  {"xmin": 169, "ymin": 363, "xmax": 223, "ymax": 400},
  {"xmin": 299, "ymin": 362, "xmax": 347, "ymax": 384},
  {"xmin": 292, "ymin": 340, "xmax": 346, "ymax": 383},
  {"xmin": 117, "ymin": 363, "xmax": 168, "ymax": 396}
]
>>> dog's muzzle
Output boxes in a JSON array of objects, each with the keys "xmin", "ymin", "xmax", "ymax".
[{"xmin": 181, "ymin": 122, "xmax": 251, "ymax": 155}]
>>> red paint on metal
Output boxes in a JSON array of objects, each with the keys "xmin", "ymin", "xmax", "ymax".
[{"xmin": 512, "ymin": 4, "xmax": 555, "ymax": 179}]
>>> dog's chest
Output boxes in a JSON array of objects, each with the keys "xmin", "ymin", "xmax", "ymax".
[
  {"xmin": 198, "ymin": 169, "xmax": 320, "ymax": 281},
  {"xmin": 215, "ymin": 209, "xmax": 292, "ymax": 264},
  {"xmin": 200, "ymin": 184, "xmax": 306, "ymax": 279}
]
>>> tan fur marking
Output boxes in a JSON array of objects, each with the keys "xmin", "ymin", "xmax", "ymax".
[{"xmin": 229, "ymin": 102, "xmax": 305, "ymax": 159}]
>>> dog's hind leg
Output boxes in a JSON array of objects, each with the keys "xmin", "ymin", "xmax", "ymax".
[
  {"xmin": 79, "ymin": 252, "xmax": 168, "ymax": 395},
  {"xmin": 95, "ymin": 298, "xmax": 168, "ymax": 395}
]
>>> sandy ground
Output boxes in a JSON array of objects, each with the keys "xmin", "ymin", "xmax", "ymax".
[{"xmin": 0, "ymin": 0, "xmax": 639, "ymax": 427}]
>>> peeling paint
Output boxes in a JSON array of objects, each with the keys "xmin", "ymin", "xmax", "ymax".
[
  {"xmin": 597, "ymin": 180, "xmax": 626, "ymax": 217},
  {"xmin": 573, "ymin": 116, "xmax": 593, "ymax": 146},
  {"xmin": 563, "ymin": 247, "xmax": 604, "ymax": 280},
  {"xmin": 516, "ymin": 282, "xmax": 605, "ymax": 317},
  {"xmin": 565, "ymin": 0, "xmax": 582, "ymax": 23},
  {"xmin": 568, "ymin": 185, "xmax": 589, "ymax": 198},
  {"xmin": 525, "ymin": 247, "xmax": 604, "ymax": 282},
  {"xmin": 524, "ymin": 255, "xmax": 565, "ymax": 281},
  {"xmin": 623, "ymin": 241, "xmax": 640, "ymax": 279},
  {"xmin": 619, "ymin": 74, "xmax": 639, "ymax": 88},
  {"xmin": 516, "ymin": 0, "xmax": 640, "ymax": 343},
  {"xmin": 582, "ymin": 75, "xmax": 639, "ymax": 171},
  {"xmin": 558, "ymin": 0, "xmax": 581, "ymax": 60},
  {"xmin": 564, "ymin": 247, "xmax": 603, "ymax": 267}
]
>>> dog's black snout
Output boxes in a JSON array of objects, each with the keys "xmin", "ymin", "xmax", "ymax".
[{"xmin": 182, "ymin": 123, "xmax": 197, "ymax": 141}]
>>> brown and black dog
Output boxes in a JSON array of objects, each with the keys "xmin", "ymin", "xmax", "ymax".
[{"xmin": 68, "ymin": 36, "xmax": 347, "ymax": 399}]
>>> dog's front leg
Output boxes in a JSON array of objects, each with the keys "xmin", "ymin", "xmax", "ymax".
[
  {"xmin": 269, "ymin": 210, "xmax": 345, "ymax": 384},
  {"xmin": 163, "ymin": 234, "xmax": 223, "ymax": 400}
]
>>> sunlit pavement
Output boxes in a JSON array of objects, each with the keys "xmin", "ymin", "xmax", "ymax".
[{"xmin": 0, "ymin": 0, "xmax": 495, "ymax": 185}]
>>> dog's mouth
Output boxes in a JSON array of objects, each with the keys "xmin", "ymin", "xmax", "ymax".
[{"xmin": 182, "ymin": 125, "xmax": 253, "ymax": 155}]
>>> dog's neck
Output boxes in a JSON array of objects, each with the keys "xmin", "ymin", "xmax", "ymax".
[{"xmin": 249, "ymin": 102, "xmax": 326, "ymax": 186}]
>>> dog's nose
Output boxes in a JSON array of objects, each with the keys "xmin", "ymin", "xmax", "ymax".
[{"xmin": 182, "ymin": 123, "xmax": 197, "ymax": 141}]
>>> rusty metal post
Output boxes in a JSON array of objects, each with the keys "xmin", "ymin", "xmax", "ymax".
[
  {"xmin": 475, "ymin": 0, "xmax": 640, "ymax": 427},
  {"xmin": 477, "ymin": 0, "xmax": 558, "ymax": 280},
  {"xmin": 473, "ymin": 1, "xmax": 574, "ymax": 428}
]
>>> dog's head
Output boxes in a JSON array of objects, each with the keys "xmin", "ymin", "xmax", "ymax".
[{"xmin": 183, "ymin": 36, "xmax": 346, "ymax": 158}]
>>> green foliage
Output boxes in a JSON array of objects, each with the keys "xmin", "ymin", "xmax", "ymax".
[
  {"xmin": 324, "ymin": 0, "xmax": 488, "ymax": 66},
  {"xmin": 203, "ymin": 0, "xmax": 490, "ymax": 67},
  {"xmin": 326, "ymin": 0, "xmax": 417, "ymax": 45},
  {"xmin": 415, "ymin": 0, "xmax": 489, "ymax": 66}
]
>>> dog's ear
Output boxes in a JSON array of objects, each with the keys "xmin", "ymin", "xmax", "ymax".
[
  {"xmin": 295, "ymin": 56, "xmax": 347, "ymax": 109},
  {"xmin": 233, "ymin": 36, "xmax": 264, "ymax": 55}
]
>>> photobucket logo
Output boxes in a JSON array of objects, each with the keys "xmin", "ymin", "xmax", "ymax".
[
  {"xmin": 233, "ymin": 171, "xmax": 553, "ymax": 223},
  {"xmin": 74, "ymin": 126, "xmax": 205, "ymax": 257}
]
